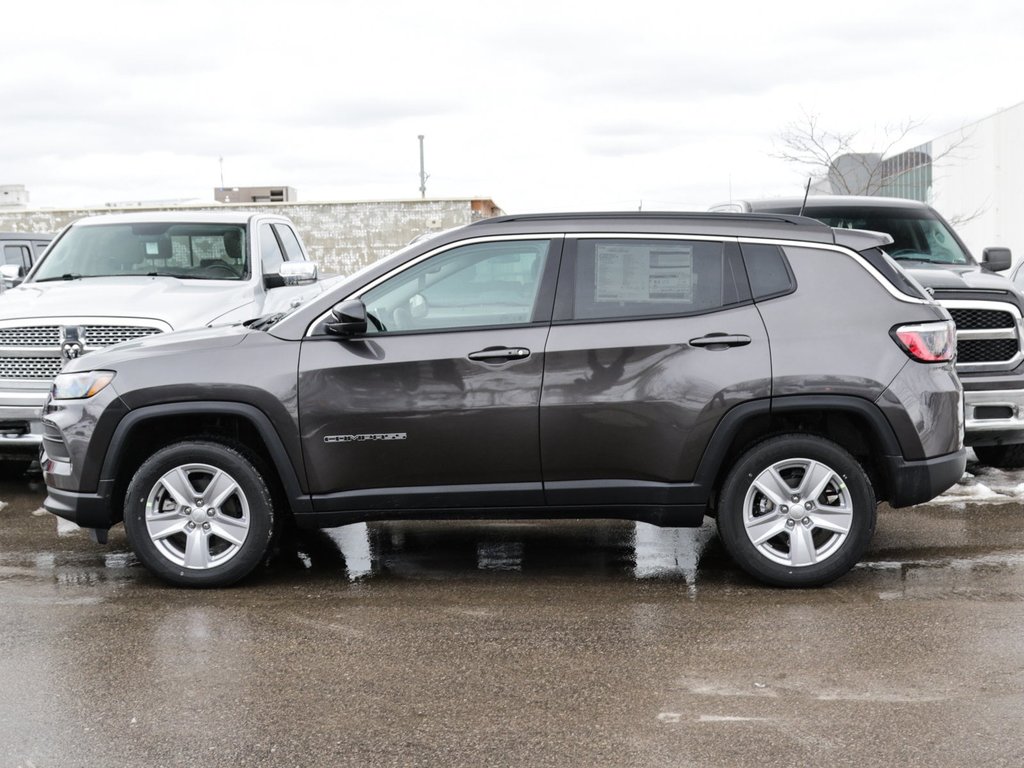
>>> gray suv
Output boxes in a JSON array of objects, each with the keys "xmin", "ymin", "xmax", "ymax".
[{"xmin": 41, "ymin": 212, "xmax": 966, "ymax": 588}]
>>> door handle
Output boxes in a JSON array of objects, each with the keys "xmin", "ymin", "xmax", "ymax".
[
  {"xmin": 689, "ymin": 333, "xmax": 752, "ymax": 349},
  {"xmin": 468, "ymin": 346, "xmax": 531, "ymax": 362}
]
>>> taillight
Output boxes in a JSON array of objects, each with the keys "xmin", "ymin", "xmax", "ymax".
[{"xmin": 891, "ymin": 321, "xmax": 956, "ymax": 362}]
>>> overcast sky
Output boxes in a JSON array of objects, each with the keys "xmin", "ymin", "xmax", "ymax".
[{"xmin": 2, "ymin": 0, "xmax": 1022, "ymax": 213}]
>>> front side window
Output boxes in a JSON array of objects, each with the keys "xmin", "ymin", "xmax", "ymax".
[
  {"xmin": 361, "ymin": 239, "xmax": 552, "ymax": 333},
  {"xmin": 31, "ymin": 223, "xmax": 249, "ymax": 282},
  {"xmin": 565, "ymin": 238, "xmax": 747, "ymax": 321}
]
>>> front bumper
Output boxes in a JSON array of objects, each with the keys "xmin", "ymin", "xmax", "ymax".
[
  {"xmin": 43, "ymin": 479, "xmax": 116, "ymax": 529},
  {"xmin": 0, "ymin": 400, "xmax": 46, "ymax": 449},
  {"xmin": 883, "ymin": 448, "xmax": 967, "ymax": 508},
  {"xmin": 963, "ymin": 388, "xmax": 1024, "ymax": 444}
]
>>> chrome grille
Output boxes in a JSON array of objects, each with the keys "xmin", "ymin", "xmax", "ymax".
[
  {"xmin": 947, "ymin": 308, "xmax": 1015, "ymax": 330},
  {"xmin": 0, "ymin": 324, "xmax": 162, "ymax": 349},
  {"xmin": 938, "ymin": 300, "xmax": 1022, "ymax": 371},
  {"xmin": 0, "ymin": 322, "xmax": 166, "ymax": 382},
  {"xmin": 0, "ymin": 357, "xmax": 63, "ymax": 379},
  {"xmin": 0, "ymin": 326, "xmax": 61, "ymax": 346},
  {"xmin": 958, "ymin": 339, "xmax": 1020, "ymax": 363},
  {"xmin": 84, "ymin": 325, "xmax": 162, "ymax": 347}
]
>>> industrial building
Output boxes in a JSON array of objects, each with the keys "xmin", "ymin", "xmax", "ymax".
[{"xmin": 814, "ymin": 100, "xmax": 1024, "ymax": 265}]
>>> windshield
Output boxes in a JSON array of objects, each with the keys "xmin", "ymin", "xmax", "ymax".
[
  {"xmin": 801, "ymin": 207, "xmax": 972, "ymax": 265},
  {"xmin": 31, "ymin": 222, "xmax": 250, "ymax": 282}
]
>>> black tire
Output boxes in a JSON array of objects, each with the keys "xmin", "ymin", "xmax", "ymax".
[
  {"xmin": 716, "ymin": 435, "xmax": 876, "ymax": 587},
  {"xmin": 972, "ymin": 444, "xmax": 1024, "ymax": 470},
  {"xmin": 0, "ymin": 457, "xmax": 35, "ymax": 480},
  {"xmin": 123, "ymin": 441, "xmax": 274, "ymax": 588}
]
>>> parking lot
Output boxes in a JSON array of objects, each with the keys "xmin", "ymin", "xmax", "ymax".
[{"xmin": 1, "ymin": 461, "xmax": 1023, "ymax": 768}]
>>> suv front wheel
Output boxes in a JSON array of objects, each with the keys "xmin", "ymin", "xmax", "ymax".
[
  {"xmin": 123, "ymin": 441, "xmax": 274, "ymax": 587},
  {"xmin": 717, "ymin": 435, "xmax": 876, "ymax": 587}
]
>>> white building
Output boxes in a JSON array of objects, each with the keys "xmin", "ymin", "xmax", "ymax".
[{"xmin": 930, "ymin": 100, "xmax": 1024, "ymax": 267}]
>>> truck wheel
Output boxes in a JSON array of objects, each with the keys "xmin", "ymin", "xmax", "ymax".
[
  {"xmin": 972, "ymin": 444, "xmax": 1024, "ymax": 470},
  {"xmin": 123, "ymin": 441, "xmax": 274, "ymax": 588},
  {"xmin": 717, "ymin": 435, "xmax": 876, "ymax": 587}
]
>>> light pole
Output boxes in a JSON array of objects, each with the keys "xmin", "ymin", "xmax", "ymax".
[{"xmin": 418, "ymin": 135, "xmax": 429, "ymax": 199}]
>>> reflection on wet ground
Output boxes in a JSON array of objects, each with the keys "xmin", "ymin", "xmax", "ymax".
[
  {"xmin": 4, "ymin": 473, "xmax": 1024, "ymax": 598},
  {"xmin": 3, "ymin": 472, "xmax": 1024, "ymax": 766}
]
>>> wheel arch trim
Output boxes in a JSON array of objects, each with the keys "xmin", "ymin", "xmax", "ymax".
[
  {"xmin": 100, "ymin": 401, "xmax": 310, "ymax": 512},
  {"xmin": 693, "ymin": 394, "xmax": 904, "ymax": 496}
]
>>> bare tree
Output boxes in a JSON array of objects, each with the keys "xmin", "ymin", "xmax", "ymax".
[{"xmin": 772, "ymin": 110, "xmax": 973, "ymax": 199}]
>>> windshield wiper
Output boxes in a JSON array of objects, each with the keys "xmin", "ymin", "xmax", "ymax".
[
  {"xmin": 243, "ymin": 312, "xmax": 286, "ymax": 331},
  {"xmin": 34, "ymin": 273, "xmax": 84, "ymax": 282},
  {"xmin": 889, "ymin": 255, "xmax": 961, "ymax": 265}
]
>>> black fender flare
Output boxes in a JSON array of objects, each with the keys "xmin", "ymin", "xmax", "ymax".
[
  {"xmin": 692, "ymin": 395, "xmax": 903, "ymax": 496},
  {"xmin": 99, "ymin": 401, "xmax": 311, "ymax": 513}
]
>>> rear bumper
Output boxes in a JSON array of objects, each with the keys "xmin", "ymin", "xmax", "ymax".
[{"xmin": 884, "ymin": 449, "xmax": 967, "ymax": 508}]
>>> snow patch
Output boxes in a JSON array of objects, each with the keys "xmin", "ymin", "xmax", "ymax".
[{"xmin": 932, "ymin": 466, "xmax": 1024, "ymax": 505}]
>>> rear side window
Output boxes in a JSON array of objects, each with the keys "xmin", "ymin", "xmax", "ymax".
[
  {"xmin": 740, "ymin": 243, "xmax": 795, "ymax": 299},
  {"xmin": 560, "ymin": 238, "xmax": 749, "ymax": 321},
  {"xmin": 3, "ymin": 244, "xmax": 31, "ymax": 270},
  {"xmin": 260, "ymin": 223, "xmax": 285, "ymax": 274},
  {"xmin": 274, "ymin": 224, "xmax": 305, "ymax": 262}
]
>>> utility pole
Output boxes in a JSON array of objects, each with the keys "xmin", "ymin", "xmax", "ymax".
[
  {"xmin": 418, "ymin": 135, "xmax": 428, "ymax": 199},
  {"xmin": 219, "ymin": 157, "xmax": 225, "ymax": 189}
]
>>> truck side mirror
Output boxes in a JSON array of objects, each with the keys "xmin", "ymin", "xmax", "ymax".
[
  {"xmin": 325, "ymin": 299, "xmax": 368, "ymax": 337},
  {"xmin": 0, "ymin": 264, "xmax": 23, "ymax": 286},
  {"xmin": 265, "ymin": 261, "xmax": 318, "ymax": 289},
  {"xmin": 982, "ymin": 247, "xmax": 1012, "ymax": 272}
]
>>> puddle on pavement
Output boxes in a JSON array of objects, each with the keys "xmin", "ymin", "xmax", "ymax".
[{"xmin": 4, "ymin": 467, "xmax": 1024, "ymax": 598}]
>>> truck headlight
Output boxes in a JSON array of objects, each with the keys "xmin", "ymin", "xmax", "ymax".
[{"xmin": 52, "ymin": 370, "xmax": 116, "ymax": 400}]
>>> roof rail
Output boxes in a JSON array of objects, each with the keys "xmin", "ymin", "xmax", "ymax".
[{"xmin": 470, "ymin": 211, "xmax": 828, "ymax": 228}]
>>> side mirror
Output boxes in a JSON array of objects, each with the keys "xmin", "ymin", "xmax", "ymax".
[
  {"xmin": 982, "ymin": 247, "xmax": 1012, "ymax": 272},
  {"xmin": 264, "ymin": 261, "xmax": 318, "ymax": 289},
  {"xmin": 279, "ymin": 261, "xmax": 318, "ymax": 285},
  {"xmin": 0, "ymin": 264, "xmax": 23, "ymax": 286},
  {"xmin": 326, "ymin": 299, "xmax": 368, "ymax": 337}
]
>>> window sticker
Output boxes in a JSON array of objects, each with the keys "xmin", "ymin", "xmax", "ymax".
[{"xmin": 594, "ymin": 243, "xmax": 693, "ymax": 303}]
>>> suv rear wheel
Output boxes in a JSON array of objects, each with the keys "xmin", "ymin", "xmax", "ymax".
[
  {"xmin": 717, "ymin": 435, "xmax": 876, "ymax": 587},
  {"xmin": 123, "ymin": 441, "xmax": 274, "ymax": 587}
]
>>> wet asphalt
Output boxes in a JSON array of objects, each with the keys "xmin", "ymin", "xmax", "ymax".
[{"xmin": 2, "ymin": 468, "xmax": 1024, "ymax": 768}]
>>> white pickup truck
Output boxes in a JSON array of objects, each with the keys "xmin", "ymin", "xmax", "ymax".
[{"xmin": 0, "ymin": 210, "xmax": 335, "ymax": 459}]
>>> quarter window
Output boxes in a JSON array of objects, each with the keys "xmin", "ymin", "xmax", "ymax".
[
  {"xmin": 564, "ymin": 238, "xmax": 748, "ymax": 321},
  {"xmin": 741, "ymin": 243, "xmax": 795, "ymax": 299},
  {"xmin": 361, "ymin": 239, "xmax": 552, "ymax": 333}
]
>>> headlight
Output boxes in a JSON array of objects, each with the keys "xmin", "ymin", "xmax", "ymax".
[{"xmin": 51, "ymin": 370, "xmax": 116, "ymax": 400}]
